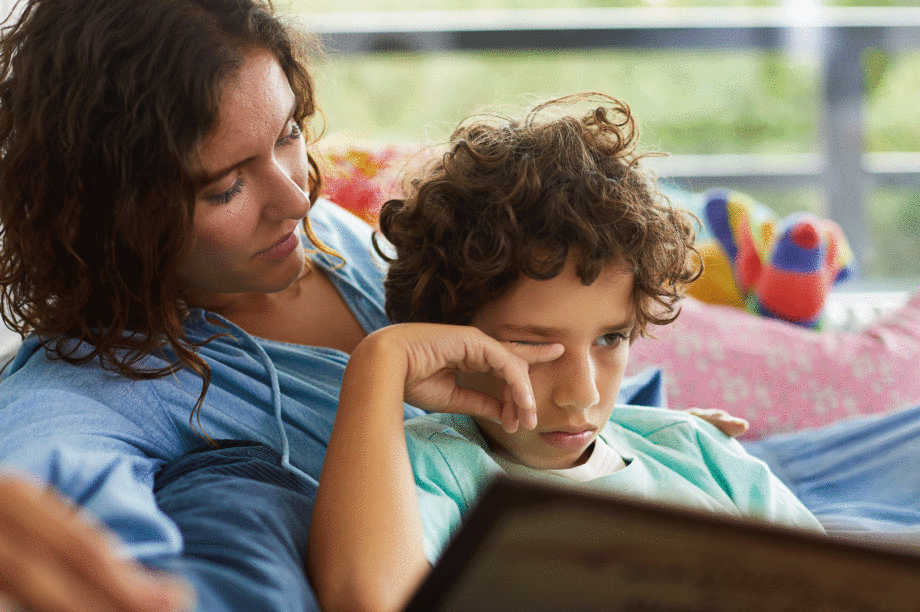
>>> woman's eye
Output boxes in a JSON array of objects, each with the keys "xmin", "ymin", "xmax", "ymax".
[
  {"xmin": 208, "ymin": 176, "xmax": 245, "ymax": 205},
  {"xmin": 277, "ymin": 122, "xmax": 302, "ymax": 146}
]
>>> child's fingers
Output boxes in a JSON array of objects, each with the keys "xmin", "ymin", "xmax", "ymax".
[
  {"xmin": 443, "ymin": 386, "xmax": 505, "ymax": 423},
  {"xmin": 504, "ymin": 342, "xmax": 565, "ymax": 365},
  {"xmin": 475, "ymin": 354, "xmax": 530, "ymax": 432},
  {"xmin": 497, "ymin": 342, "xmax": 562, "ymax": 431}
]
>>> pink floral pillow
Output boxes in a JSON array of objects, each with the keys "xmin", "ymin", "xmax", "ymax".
[{"xmin": 627, "ymin": 293, "xmax": 920, "ymax": 439}]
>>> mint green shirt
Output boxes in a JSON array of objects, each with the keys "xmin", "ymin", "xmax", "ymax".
[{"xmin": 405, "ymin": 406, "xmax": 824, "ymax": 563}]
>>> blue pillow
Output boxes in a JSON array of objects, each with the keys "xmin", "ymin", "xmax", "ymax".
[{"xmin": 616, "ymin": 366, "xmax": 666, "ymax": 409}]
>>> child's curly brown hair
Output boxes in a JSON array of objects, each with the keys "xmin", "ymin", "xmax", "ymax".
[{"xmin": 375, "ymin": 92, "xmax": 701, "ymax": 338}]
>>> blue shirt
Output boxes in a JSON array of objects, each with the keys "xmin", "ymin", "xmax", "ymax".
[{"xmin": 0, "ymin": 199, "xmax": 424, "ymax": 562}]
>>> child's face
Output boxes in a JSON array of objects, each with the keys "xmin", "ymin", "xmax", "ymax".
[{"xmin": 459, "ymin": 257, "xmax": 634, "ymax": 470}]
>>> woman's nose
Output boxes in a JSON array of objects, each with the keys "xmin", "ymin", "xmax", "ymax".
[
  {"xmin": 551, "ymin": 351, "xmax": 600, "ymax": 411},
  {"xmin": 262, "ymin": 158, "xmax": 310, "ymax": 220}
]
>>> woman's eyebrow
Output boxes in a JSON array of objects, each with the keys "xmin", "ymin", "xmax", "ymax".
[{"xmin": 194, "ymin": 100, "xmax": 297, "ymax": 189}]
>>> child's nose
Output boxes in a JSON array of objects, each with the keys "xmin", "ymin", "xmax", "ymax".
[{"xmin": 552, "ymin": 352, "xmax": 600, "ymax": 411}]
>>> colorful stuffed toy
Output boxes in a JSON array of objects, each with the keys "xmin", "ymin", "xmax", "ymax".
[{"xmin": 687, "ymin": 189, "xmax": 856, "ymax": 328}]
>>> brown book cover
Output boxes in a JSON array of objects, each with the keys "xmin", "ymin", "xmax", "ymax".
[{"xmin": 403, "ymin": 476, "xmax": 920, "ymax": 612}]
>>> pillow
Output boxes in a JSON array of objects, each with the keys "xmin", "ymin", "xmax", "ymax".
[
  {"xmin": 617, "ymin": 366, "xmax": 667, "ymax": 409},
  {"xmin": 627, "ymin": 292, "xmax": 920, "ymax": 439},
  {"xmin": 316, "ymin": 141, "xmax": 433, "ymax": 227}
]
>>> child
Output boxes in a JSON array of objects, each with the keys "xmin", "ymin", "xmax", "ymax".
[{"xmin": 307, "ymin": 93, "xmax": 823, "ymax": 612}]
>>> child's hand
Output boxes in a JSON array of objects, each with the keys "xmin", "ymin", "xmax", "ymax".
[
  {"xmin": 686, "ymin": 407, "xmax": 750, "ymax": 438},
  {"xmin": 377, "ymin": 323, "xmax": 563, "ymax": 433}
]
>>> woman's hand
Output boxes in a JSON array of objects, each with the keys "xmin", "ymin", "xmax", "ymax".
[
  {"xmin": 379, "ymin": 323, "xmax": 564, "ymax": 433},
  {"xmin": 0, "ymin": 474, "xmax": 194, "ymax": 612},
  {"xmin": 686, "ymin": 407, "xmax": 750, "ymax": 438}
]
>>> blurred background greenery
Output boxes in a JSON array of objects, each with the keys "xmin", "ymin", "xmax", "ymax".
[{"xmin": 280, "ymin": 0, "xmax": 920, "ymax": 282}]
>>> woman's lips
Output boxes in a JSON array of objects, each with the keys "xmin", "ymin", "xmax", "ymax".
[
  {"xmin": 257, "ymin": 231, "xmax": 299, "ymax": 260},
  {"xmin": 539, "ymin": 429, "xmax": 595, "ymax": 451}
]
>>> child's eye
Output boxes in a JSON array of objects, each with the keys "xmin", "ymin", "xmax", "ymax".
[
  {"xmin": 596, "ymin": 332, "xmax": 628, "ymax": 348},
  {"xmin": 208, "ymin": 176, "xmax": 245, "ymax": 205},
  {"xmin": 277, "ymin": 122, "xmax": 302, "ymax": 146}
]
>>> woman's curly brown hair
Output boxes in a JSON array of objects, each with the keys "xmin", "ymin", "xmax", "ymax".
[
  {"xmin": 376, "ymin": 92, "xmax": 701, "ymax": 337},
  {"xmin": 0, "ymin": 0, "xmax": 328, "ymax": 422}
]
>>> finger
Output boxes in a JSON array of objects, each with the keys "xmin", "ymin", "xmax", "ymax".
[
  {"xmin": 503, "ymin": 342, "xmax": 564, "ymax": 365},
  {"xmin": 720, "ymin": 417, "xmax": 750, "ymax": 437},
  {"xmin": 0, "ymin": 476, "xmax": 193, "ymax": 612},
  {"xmin": 686, "ymin": 408, "xmax": 750, "ymax": 437},
  {"xmin": 444, "ymin": 386, "xmax": 506, "ymax": 424},
  {"xmin": 463, "ymin": 339, "xmax": 533, "ymax": 406},
  {"xmin": 0, "ymin": 513, "xmax": 194, "ymax": 612},
  {"xmin": 500, "ymin": 401, "xmax": 520, "ymax": 434},
  {"xmin": 478, "ymin": 347, "xmax": 536, "ymax": 431},
  {"xmin": 497, "ymin": 344, "xmax": 562, "ymax": 430},
  {"xmin": 0, "ymin": 531, "xmax": 124, "ymax": 612}
]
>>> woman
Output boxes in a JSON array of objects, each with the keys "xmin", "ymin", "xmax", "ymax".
[{"xmin": 0, "ymin": 0, "xmax": 418, "ymax": 609}]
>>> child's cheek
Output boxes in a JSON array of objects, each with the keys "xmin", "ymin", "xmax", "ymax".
[{"xmin": 456, "ymin": 371, "xmax": 506, "ymax": 402}]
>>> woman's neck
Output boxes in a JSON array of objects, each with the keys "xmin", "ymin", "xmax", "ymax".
[{"xmin": 186, "ymin": 269, "xmax": 367, "ymax": 353}]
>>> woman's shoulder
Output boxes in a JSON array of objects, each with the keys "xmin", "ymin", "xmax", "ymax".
[
  {"xmin": 309, "ymin": 198, "xmax": 380, "ymax": 261},
  {"xmin": 0, "ymin": 335, "xmax": 190, "ymax": 420},
  {"xmin": 308, "ymin": 199, "xmax": 390, "ymax": 326}
]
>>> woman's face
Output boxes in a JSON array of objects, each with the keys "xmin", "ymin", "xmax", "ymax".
[{"xmin": 177, "ymin": 48, "xmax": 312, "ymax": 306}]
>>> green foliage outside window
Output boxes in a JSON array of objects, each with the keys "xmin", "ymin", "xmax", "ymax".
[{"xmin": 282, "ymin": 1, "xmax": 920, "ymax": 279}]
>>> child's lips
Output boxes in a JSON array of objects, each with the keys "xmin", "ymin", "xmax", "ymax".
[{"xmin": 539, "ymin": 428, "xmax": 595, "ymax": 451}]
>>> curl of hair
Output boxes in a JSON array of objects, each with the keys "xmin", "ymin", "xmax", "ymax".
[
  {"xmin": 0, "ymin": 0, "xmax": 329, "ymax": 428},
  {"xmin": 376, "ymin": 92, "xmax": 701, "ymax": 337}
]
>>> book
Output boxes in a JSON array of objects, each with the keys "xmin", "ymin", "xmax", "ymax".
[{"xmin": 403, "ymin": 475, "xmax": 920, "ymax": 612}]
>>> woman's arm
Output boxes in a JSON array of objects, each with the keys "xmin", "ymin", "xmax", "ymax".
[{"xmin": 307, "ymin": 323, "xmax": 561, "ymax": 612}]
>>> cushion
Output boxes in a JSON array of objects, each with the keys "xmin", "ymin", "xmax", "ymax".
[{"xmin": 627, "ymin": 292, "xmax": 920, "ymax": 439}]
